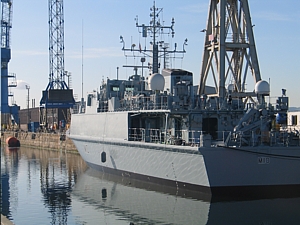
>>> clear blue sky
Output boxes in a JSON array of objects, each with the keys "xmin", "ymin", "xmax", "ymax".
[{"xmin": 8, "ymin": 0, "xmax": 300, "ymax": 109}]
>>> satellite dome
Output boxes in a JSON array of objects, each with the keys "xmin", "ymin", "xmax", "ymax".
[
  {"xmin": 227, "ymin": 84, "xmax": 234, "ymax": 92},
  {"xmin": 148, "ymin": 73, "xmax": 165, "ymax": 91},
  {"xmin": 255, "ymin": 80, "xmax": 270, "ymax": 95}
]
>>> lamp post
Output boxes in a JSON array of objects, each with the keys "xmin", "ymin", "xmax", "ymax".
[{"xmin": 25, "ymin": 85, "xmax": 30, "ymax": 127}]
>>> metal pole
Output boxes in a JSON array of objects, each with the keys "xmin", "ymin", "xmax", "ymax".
[{"xmin": 25, "ymin": 85, "xmax": 30, "ymax": 126}]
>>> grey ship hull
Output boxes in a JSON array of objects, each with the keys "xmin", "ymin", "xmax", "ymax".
[{"xmin": 68, "ymin": 112, "xmax": 300, "ymax": 196}]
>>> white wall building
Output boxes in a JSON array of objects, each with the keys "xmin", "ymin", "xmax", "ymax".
[{"xmin": 288, "ymin": 111, "xmax": 300, "ymax": 130}]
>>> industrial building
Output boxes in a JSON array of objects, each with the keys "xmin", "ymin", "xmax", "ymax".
[{"xmin": 18, "ymin": 107, "xmax": 70, "ymax": 132}]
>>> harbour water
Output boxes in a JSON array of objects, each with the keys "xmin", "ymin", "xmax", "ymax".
[{"xmin": 1, "ymin": 146, "xmax": 300, "ymax": 225}]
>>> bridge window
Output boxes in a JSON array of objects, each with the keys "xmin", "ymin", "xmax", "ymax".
[{"xmin": 292, "ymin": 115, "xmax": 297, "ymax": 126}]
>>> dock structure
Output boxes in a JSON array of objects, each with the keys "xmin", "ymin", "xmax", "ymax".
[
  {"xmin": 1, "ymin": 214, "xmax": 14, "ymax": 225},
  {"xmin": 1, "ymin": 131, "xmax": 78, "ymax": 153},
  {"xmin": 40, "ymin": 0, "xmax": 75, "ymax": 130}
]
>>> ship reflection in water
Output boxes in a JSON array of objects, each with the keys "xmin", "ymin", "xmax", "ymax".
[{"xmin": 1, "ymin": 147, "xmax": 300, "ymax": 225}]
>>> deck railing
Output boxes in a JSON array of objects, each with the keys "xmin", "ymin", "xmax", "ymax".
[
  {"xmin": 129, "ymin": 127, "xmax": 300, "ymax": 147},
  {"xmin": 128, "ymin": 128, "xmax": 231, "ymax": 146},
  {"xmin": 225, "ymin": 129, "xmax": 300, "ymax": 147}
]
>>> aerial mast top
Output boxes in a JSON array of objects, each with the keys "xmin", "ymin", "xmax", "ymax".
[{"xmin": 120, "ymin": 1, "xmax": 187, "ymax": 74}]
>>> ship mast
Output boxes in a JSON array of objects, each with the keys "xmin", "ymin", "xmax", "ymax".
[
  {"xmin": 120, "ymin": 1, "xmax": 187, "ymax": 74},
  {"xmin": 198, "ymin": 0, "xmax": 261, "ymax": 104}
]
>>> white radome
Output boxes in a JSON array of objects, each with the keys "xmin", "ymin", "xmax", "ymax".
[
  {"xmin": 227, "ymin": 84, "xmax": 234, "ymax": 92},
  {"xmin": 148, "ymin": 73, "xmax": 165, "ymax": 91},
  {"xmin": 255, "ymin": 80, "xmax": 270, "ymax": 95}
]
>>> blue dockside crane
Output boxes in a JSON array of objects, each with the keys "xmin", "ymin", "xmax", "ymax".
[
  {"xmin": 40, "ymin": 0, "xmax": 75, "ymax": 128},
  {"xmin": 1, "ymin": 0, "xmax": 19, "ymax": 129}
]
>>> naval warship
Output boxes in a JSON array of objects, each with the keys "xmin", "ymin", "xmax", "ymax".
[{"xmin": 68, "ymin": 0, "xmax": 300, "ymax": 196}]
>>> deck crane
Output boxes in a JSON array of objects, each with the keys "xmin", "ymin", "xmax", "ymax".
[
  {"xmin": 40, "ymin": 0, "xmax": 75, "ymax": 128},
  {"xmin": 1, "ymin": 0, "xmax": 18, "ymax": 129}
]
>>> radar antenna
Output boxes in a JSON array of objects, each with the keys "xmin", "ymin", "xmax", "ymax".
[{"xmin": 120, "ymin": 1, "xmax": 187, "ymax": 74}]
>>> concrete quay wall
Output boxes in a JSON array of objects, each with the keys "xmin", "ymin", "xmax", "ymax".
[
  {"xmin": 2, "ymin": 131, "xmax": 78, "ymax": 153},
  {"xmin": 1, "ymin": 214, "xmax": 14, "ymax": 225}
]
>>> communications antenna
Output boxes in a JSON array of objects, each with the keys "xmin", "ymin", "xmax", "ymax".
[{"xmin": 120, "ymin": 1, "xmax": 187, "ymax": 74}]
